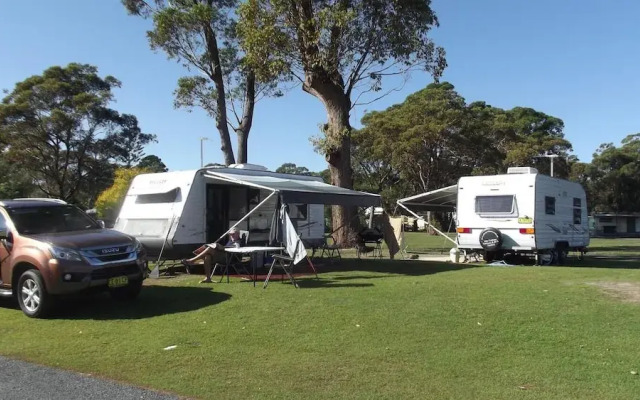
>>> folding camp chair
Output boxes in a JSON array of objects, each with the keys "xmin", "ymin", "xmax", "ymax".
[
  {"xmin": 263, "ymin": 254, "xmax": 299, "ymax": 288},
  {"xmin": 319, "ymin": 234, "xmax": 341, "ymax": 263}
]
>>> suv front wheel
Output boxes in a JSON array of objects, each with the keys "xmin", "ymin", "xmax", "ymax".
[{"xmin": 17, "ymin": 270, "xmax": 52, "ymax": 318}]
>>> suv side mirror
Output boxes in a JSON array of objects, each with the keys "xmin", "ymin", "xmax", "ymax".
[{"xmin": 97, "ymin": 220, "xmax": 106, "ymax": 229}]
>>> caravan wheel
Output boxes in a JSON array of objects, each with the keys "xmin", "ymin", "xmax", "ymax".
[
  {"xmin": 537, "ymin": 250, "xmax": 556, "ymax": 266},
  {"xmin": 483, "ymin": 251, "xmax": 496, "ymax": 262}
]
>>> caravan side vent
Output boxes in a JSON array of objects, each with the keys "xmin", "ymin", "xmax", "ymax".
[{"xmin": 507, "ymin": 167, "xmax": 538, "ymax": 175}]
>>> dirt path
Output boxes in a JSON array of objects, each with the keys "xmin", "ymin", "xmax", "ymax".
[{"xmin": 589, "ymin": 281, "xmax": 640, "ymax": 304}]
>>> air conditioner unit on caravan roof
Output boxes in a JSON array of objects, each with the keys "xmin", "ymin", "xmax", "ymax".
[{"xmin": 506, "ymin": 167, "xmax": 538, "ymax": 175}]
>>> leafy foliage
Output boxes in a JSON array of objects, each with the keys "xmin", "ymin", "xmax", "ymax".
[
  {"xmin": 275, "ymin": 162, "xmax": 311, "ymax": 175},
  {"xmin": 275, "ymin": 162, "xmax": 329, "ymax": 181},
  {"xmin": 137, "ymin": 154, "xmax": 168, "ymax": 172},
  {"xmin": 238, "ymin": 0, "xmax": 446, "ymax": 244},
  {"xmin": 0, "ymin": 63, "xmax": 154, "ymax": 206},
  {"xmin": 95, "ymin": 167, "xmax": 148, "ymax": 223},
  {"xmin": 123, "ymin": 0, "xmax": 280, "ymax": 164},
  {"xmin": 353, "ymin": 82, "xmax": 572, "ymax": 208},
  {"xmin": 572, "ymin": 134, "xmax": 640, "ymax": 212},
  {"xmin": 0, "ymin": 153, "xmax": 37, "ymax": 199},
  {"xmin": 238, "ymin": 0, "xmax": 446, "ymax": 100}
]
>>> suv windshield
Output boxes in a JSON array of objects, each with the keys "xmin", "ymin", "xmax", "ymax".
[{"xmin": 7, "ymin": 205, "xmax": 100, "ymax": 235}]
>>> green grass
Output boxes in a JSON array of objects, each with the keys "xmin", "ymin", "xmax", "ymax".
[
  {"xmin": 0, "ymin": 239, "xmax": 639, "ymax": 399},
  {"xmin": 403, "ymin": 231, "xmax": 457, "ymax": 253}
]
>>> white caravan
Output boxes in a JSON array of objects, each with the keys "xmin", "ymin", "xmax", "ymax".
[
  {"xmin": 114, "ymin": 164, "xmax": 380, "ymax": 259},
  {"xmin": 455, "ymin": 167, "xmax": 589, "ymax": 263}
]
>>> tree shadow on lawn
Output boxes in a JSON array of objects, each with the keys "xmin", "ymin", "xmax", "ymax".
[
  {"xmin": 588, "ymin": 246, "xmax": 640, "ymax": 253},
  {"xmin": 573, "ymin": 255, "xmax": 640, "ymax": 269},
  {"xmin": 49, "ymin": 285, "xmax": 231, "ymax": 320},
  {"xmin": 588, "ymin": 237, "xmax": 640, "ymax": 253},
  {"xmin": 296, "ymin": 279, "xmax": 374, "ymax": 289},
  {"xmin": 314, "ymin": 258, "xmax": 480, "ymax": 277}
]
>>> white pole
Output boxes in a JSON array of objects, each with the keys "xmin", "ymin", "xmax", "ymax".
[{"xmin": 200, "ymin": 137, "xmax": 209, "ymax": 167}]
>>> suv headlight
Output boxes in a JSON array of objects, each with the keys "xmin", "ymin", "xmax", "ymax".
[
  {"xmin": 49, "ymin": 246, "xmax": 83, "ymax": 262},
  {"xmin": 134, "ymin": 239, "xmax": 144, "ymax": 254}
]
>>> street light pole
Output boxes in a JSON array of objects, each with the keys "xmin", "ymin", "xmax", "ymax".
[{"xmin": 199, "ymin": 137, "xmax": 209, "ymax": 167}]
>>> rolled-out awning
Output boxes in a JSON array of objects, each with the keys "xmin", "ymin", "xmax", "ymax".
[
  {"xmin": 397, "ymin": 184, "xmax": 458, "ymax": 212},
  {"xmin": 203, "ymin": 171, "xmax": 381, "ymax": 207}
]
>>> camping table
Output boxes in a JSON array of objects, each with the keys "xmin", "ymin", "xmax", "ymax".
[{"xmin": 224, "ymin": 246, "xmax": 285, "ymax": 287}]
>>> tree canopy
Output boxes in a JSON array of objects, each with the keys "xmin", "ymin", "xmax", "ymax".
[
  {"xmin": 275, "ymin": 162, "xmax": 329, "ymax": 182},
  {"xmin": 571, "ymin": 134, "xmax": 640, "ymax": 213},
  {"xmin": 353, "ymin": 82, "xmax": 572, "ymax": 208},
  {"xmin": 123, "ymin": 0, "xmax": 280, "ymax": 165},
  {"xmin": 137, "ymin": 154, "xmax": 168, "ymax": 172},
  {"xmin": 0, "ymin": 63, "xmax": 155, "ymax": 205},
  {"xmin": 238, "ymin": 0, "xmax": 446, "ymax": 244},
  {"xmin": 275, "ymin": 162, "xmax": 312, "ymax": 175}
]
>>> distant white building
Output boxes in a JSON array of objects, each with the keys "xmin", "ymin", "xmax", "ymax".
[{"xmin": 591, "ymin": 213, "xmax": 640, "ymax": 237}]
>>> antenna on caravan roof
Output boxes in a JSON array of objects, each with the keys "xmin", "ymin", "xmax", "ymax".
[{"xmin": 539, "ymin": 154, "xmax": 560, "ymax": 177}]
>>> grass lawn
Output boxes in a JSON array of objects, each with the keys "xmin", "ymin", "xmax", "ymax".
[
  {"xmin": 403, "ymin": 231, "xmax": 457, "ymax": 254},
  {"xmin": 0, "ymin": 238, "xmax": 638, "ymax": 399}
]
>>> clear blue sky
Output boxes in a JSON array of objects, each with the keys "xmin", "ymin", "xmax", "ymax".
[{"xmin": 1, "ymin": 0, "xmax": 638, "ymax": 173}]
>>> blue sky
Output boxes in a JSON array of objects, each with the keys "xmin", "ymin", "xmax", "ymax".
[{"xmin": 1, "ymin": 0, "xmax": 638, "ymax": 173}]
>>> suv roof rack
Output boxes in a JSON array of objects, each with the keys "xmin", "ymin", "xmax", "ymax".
[{"xmin": 12, "ymin": 198, "xmax": 67, "ymax": 204}]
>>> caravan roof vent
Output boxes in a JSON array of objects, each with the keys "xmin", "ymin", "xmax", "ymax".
[
  {"xmin": 228, "ymin": 163, "xmax": 269, "ymax": 171},
  {"xmin": 507, "ymin": 167, "xmax": 538, "ymax": 175}
]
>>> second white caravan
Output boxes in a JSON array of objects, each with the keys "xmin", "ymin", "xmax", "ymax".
[{"xmin": 456, "ymin": 167, "xmax": 589, "ymax": 264}]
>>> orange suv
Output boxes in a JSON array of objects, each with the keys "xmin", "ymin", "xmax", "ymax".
[{"xmin": 0, "ymin": 199, "xmax": 147, "ymax": 317}]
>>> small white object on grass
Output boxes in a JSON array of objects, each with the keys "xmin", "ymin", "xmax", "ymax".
[
  {"xmin": 631, "ymin": 371, "xmax": 638, "ymax": 375},
  {"xmin": 163, "ymin": 345, "xmax": 177, "ymax": 351}
]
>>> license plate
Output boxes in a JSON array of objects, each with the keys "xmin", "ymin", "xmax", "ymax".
[{"xmin": 108, "ymin": 276, "xmax": 128, "ymax": 288}]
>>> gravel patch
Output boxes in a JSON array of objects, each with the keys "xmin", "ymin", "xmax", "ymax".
[{"xmin": 0, "ymin": 356, "xmax": 182, "ymax": 400}]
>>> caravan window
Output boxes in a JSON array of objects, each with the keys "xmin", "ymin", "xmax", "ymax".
[
  {"xmin": 135, "ymin": 188, "xmax": 180, "ymax": 204},
  {"xmin": 573, "ymin": 197, "xmax": 582, "ymax": 224},
  {"xmin": 545, "ymin": 196, "xmax": 556, "ymax": 215},
  {"xmin": 289, "ymin": 204, "xmax": 308, "ymax": 220},
  {"xmin": 475, "ymin": 196, "xmax": 516, "ymax": 216}
]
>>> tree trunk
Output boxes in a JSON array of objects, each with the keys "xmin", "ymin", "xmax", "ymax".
[
  {"xmin": 235, "ymin": 71, "xmax": 256, "ymax": 164},
  {"xmin": 327, "ymin": 131, "xmax": 359, "ymax": 246},
  {"xmin": 315, "ymin": 88, "xmax": 359, "ymax": 246},
  {"xmin": 203, "ymin": 22, "xmax": 235, "ymax": 166}
]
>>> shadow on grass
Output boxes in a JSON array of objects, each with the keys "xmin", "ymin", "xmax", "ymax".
[
  {"xmin": 573, "ymin": 256, "xmax": 640, "ymax": 269},
  {"xmin": 49, "ymin": 284, "xmax": 230, "ymax": 320},
  {"xmin": 313, "ymin": 258, "xmax": 481, "ymax": 277},
  {"xmin": 297, "ymin": 279, "xmax": 374, "ymax": 289},
  {"xmin": 588, "ymin": 246, "xmax": 640, "ymax": 253}
]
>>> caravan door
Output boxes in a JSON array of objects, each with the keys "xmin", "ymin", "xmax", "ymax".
[{"xmin": 205, "ymin": 184, "xmax": 230, "ymax": 244}]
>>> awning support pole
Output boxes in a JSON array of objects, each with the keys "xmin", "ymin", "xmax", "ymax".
[
  {"xmin": 213, "ymin": 190, "xmax": 278, "ymax": 244},
  {"xmin": 396, "ymin": 201, "xmax": 457, "ymax": 246}
]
